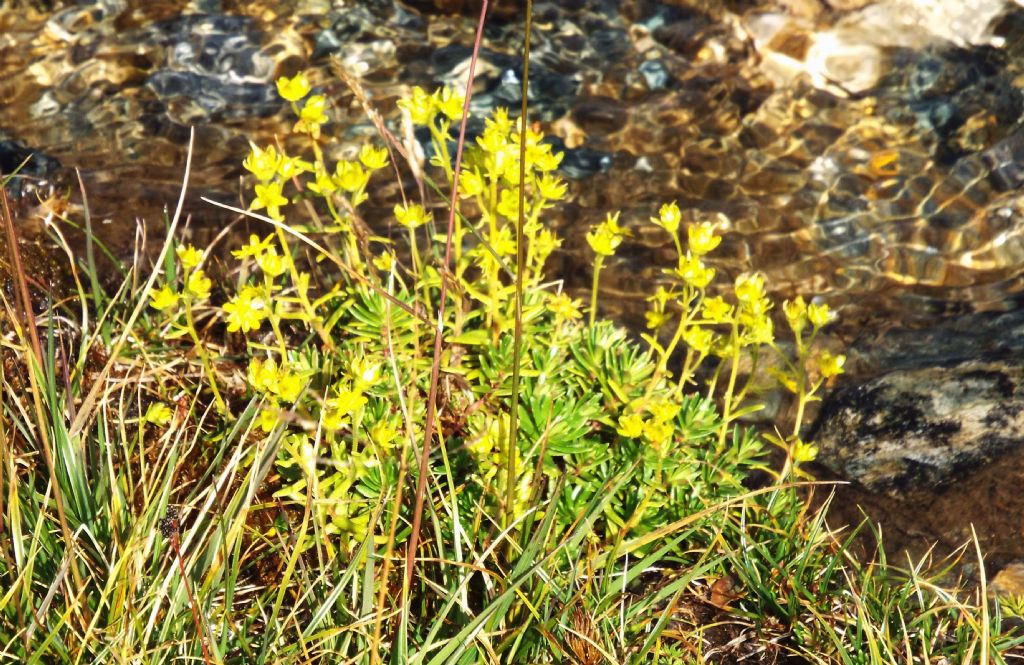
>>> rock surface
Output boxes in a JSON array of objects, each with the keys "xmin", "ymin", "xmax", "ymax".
[
  {"xmin": 813, "ymin": 357, "xmax": 1024, "ymax": 492},
  {"xmin": 802, "ymin": 307, "xmax": 1024, "ymax": 564},
  {"xmin": 811, "ymin": 304, "xmax": 1024, "ymax": 492},
  {"xmin": 991, "ymin": 561, "xmax": 1024, "ymax": 597}
]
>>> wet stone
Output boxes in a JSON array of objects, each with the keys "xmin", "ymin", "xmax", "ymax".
[
  {"xmin": 814, "ymin": 358, "xmax": 1024, "ymax": 493},
  {"xmin": 571, "ymin": 96, "xmax": 627, "ymax": 135}
]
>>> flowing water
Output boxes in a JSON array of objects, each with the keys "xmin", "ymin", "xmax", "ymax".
[{"xmin": 5, "ymin": 0, "xmax": 1024, "ymax": 340}]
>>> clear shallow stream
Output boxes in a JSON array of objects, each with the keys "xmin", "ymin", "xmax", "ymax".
[{"xmin": 4, "ymin": 0, "xmax": 1024, "ymax": 339}]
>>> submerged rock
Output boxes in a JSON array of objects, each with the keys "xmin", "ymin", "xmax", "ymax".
[{"xmin": 813, "ymin": 357, "xmax": 1024, "ymax": 492}]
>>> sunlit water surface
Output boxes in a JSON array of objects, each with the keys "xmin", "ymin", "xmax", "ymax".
[{"xmin": 4, "ymin": 0, "xmax": 1024, "ymax": 344}]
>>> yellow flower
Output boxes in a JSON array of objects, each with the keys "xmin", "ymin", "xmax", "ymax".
[
  {"xmin": 258, "ymin": 407, "xmax": 280, "ymax": 432},
  {"xmin": 323, "ymin": 388, "xmax": 368, "ymax": 430},
  {"xmin": 531, "ymin": 148, "xmax": 563, "ymax": 173},
  {"xmin": 587, "ymin": 226, "xmax": 621, "ymax": 256},
  {"xmin": 232, "ymin": 234, "xmax": 275, "ymax": 260},
  {"xmin": 587, "ymin": 212, "xmax": 626, "ymax": 257},
  {"xmin": 252, "ymin": 180, "xmax": 289, "ymax": 220},
  {"xmin": 783, "ymin": 296, "xmax": 808, "ymax": 334},
  {"xmin": 248, "ymin": 357, "xmax": 278, "ymax": 394},
  {"xmin": 307, "ymin": 168, "xmax": 338, "ymax": 196},
  {"xmin": 276, "ymin": 154, "xmax": 307, "ymax": 180},
  {"xmin": 616, "ymin": 412, "xmax": 645, "ymax": 438},
  {"xmin": 741, "ymin": 312, "xmax": 774, "ymax": 346},
  {"xmin": 458, "ymin": 169, "xmax": 485, "ymax": 198},
  {"xmin": 176, "ymin": 244, "xmax": 203, "ymax": 270},
  {"xmin": 712, "ymin": 337, "xmax": 738, "ymax": 359},
  {"xmin": 394, "ymin": 202, "xmax": 431, "ymax": 229},
  {"xmin": 792, "ymin": 439, "xmax": 819, "ymax": 464},
  {"xmin": 642, "ymin": 419, "xmax": 674, "ymax": 447},
  {"xmin": 242, "ymin": 143, "xmax": 280, "ymax": 182},
  {"xmin": 248, "ymin": 358, "xmax": 304, "ymax": 402},
  {"xmin": 770, "ymin": 367, "xmax": 799, "ymax": 394},
  {"xmin": 702, "ymin": 296, "xmax": 732, "ymax": 323},
  {"xmin": 808, "ymin": 302, "xmax": 834, "ymax": 329},
  {"xmin": 488, "ymin": 225, "xmax": 516, "ymax": 257},
  {"xmin": 734, "ymin": 272, "xmax": 766, "ymax": 305},
  {"xmin": 819, "ymin": 351, "xmax": 846, "ymax": 379},
  {"xmin": 334, "ymin": 160, "xmax": 370, "ymax": 193},
  {"xmin": 648, "ymin": 399, "xmax": 680, "ymax": 423},
  {"xmin": 478, "ymin": 124, "xmax": 510, "ymax": 162},
  {"xmin": 351, "ymin": 357, "xmax": 381, "ymax": 389},
  {"xmin": 676, "ymin": 252, "xmax": 715, "ymax": 289},
  {"xmin": 276, "ymin": 72, "xmax": 311, "ymax": 102},
  {"xmin": 521, "ymin": 136, "xmax": 558, "ymax": 175},
  {"xmin": 358, "ymin": 144, "xmax": 389, "ymax": 170},
  {"xmin": 536, "ymin": 173, "xmax": 567, "ymax": 201},
  {"xmin": 276, "ymin": 371, "xmax": 305, "ymax": 403},
  {"xmin": 299, "ymin": 94, "xmax": 328, "ymax": 125},
  {"xmin": 397, "ymin": 86, "xmax": 436, "ymax": 125},
  {"xmin": 487, "ymin": 106, "xmax": 513, "ymax": 135},
  {"xmin": 653, "ymin": 201, "xmax": 682, "ymax": 235},
  {"xmin": 223, "ymin": 286, "xmax": 269, "ymax": 333},
  {"xmin": 548, "ymin": 292, "xmax": 582, "ymax": 321},
  {"xmin": 433, "ymin": 86, "xmax": 465, "ymax": 121},
  {"xmin": 683, "ymin": 326, "xmax": 714, "ymax": 354},
  {"xmin": 647, "ymin": 286, "xmax": 674, "ymax": 307},
  {"xmin": 646, "ymin": 308, "xmax": 670, "ymax": 330},
  {"xmin": 496, "ymin": 188, "xmax": 522, "ymax": 219},
  {"xmin": 370, "ymin": 419, "xmax": 398, "ymax": 450},
  {"xmin": 532, "ymin": 228, "xmax": 560, "ymax": 264},
  {"xmin": 688, "ymin": 221, "xmax": 721, "ymax": 255},
  {"xmin": 257, "ymin": 249, "xmax": 287, "ymax": 277},
  {"xmin": 149, "ymin": 285, "xmax": 180, "ymax": 311},
  {"xmin": 143, "ymin": 402, "xmax": 173, "ymax": 426},
  {"xmin": 186, "ymin": 269, "xmax": 211, "ymax": 300},
  {"xmin": 372, "ymin": 250, "xmax": 395, "ymax": 272}
]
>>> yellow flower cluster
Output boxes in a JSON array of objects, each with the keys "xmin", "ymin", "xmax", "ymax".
[
  {"xmin": 245, "ymin": 73, "xmax": 391, "ymax": 222},
  {"xmin": 615, "ymin": 397, "xmax": 682, "ymax": 450},
  {"xmin": 394, "ymin": 202, "xmax": 431, "ymax": 229},
  {"xmin": 248, "ymin": 357, "xmax": 306, "ymax": 404},
  {"xmin": 586, "ymin": 211, "xmax": 627, "ymax": 257},
  {"xmin": 148, "ymin": 243, "xmax": 210, "ymax": 312},
  {"xmin": 465, "ymin": 413, "xmax": 533, "ymax": 519},
  {"xmin": 223, "ymin": 285, "xmax": 270, "ymax": 333},
  {"xmin": 733, "ymin": 272, "xmax": 773, "ymax": 349},
  {"xmin": 781, "ymin": 296, "xmax": 846, "ymax": 380},
  {"xmin": 398, "ymin": 85, "xmax": 465, "ymax": 126},
  {"xmin": 390, "ymin": 86, "xmax": 571, "ymax": 313}
]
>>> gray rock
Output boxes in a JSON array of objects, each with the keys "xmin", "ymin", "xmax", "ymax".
[{"xmin": 812, "ymin": 359, "xmax": 1024, "ymax": 492}]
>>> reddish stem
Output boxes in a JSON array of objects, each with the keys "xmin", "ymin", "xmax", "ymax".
[
  {"xmin": 170, "ymin": 529, "xmax": 213, "ymax": 665},
  {"xmin": 403, "ymin": 0, "xmax": 490, "ymax": 593}
]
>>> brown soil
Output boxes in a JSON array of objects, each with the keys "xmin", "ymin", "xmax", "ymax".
[{"xmin": 808, "ymin": 451, "xmax": 1024, "ymax": 577}]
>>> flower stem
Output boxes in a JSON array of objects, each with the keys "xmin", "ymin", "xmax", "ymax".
[
  {"xmin": 183, "ymin": 300, "xmax": 227, "ymax": 414},
  {"xmin": 589, "ymin": 254, "xmax": 604, "ymax": 327},
  {"xmin": 717, "ymin": 320, "xmax": 741, "ymax": 450}
]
